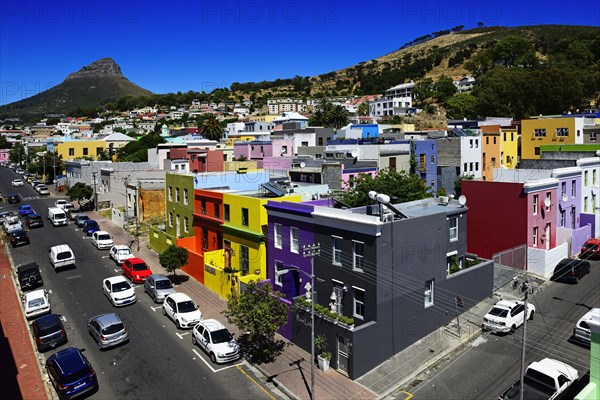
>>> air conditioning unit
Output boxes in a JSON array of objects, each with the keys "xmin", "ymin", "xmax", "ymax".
[{"xmin": 439, "ymin": 196, "xmax": 450, "ymax": 205}]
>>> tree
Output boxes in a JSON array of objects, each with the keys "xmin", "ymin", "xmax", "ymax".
[
  {"xmin": 9, "ymin": 143, "xmax": 26, "ymax": 165},
  {"xmin": 433, "ymin": 77, "xmax": 457, "ymax": 101},
  {"xmin": 0, "ymin": 135, "xmax": 11, "ymax": 149},
  {"xmin": 223, "ymin": 281, "xmax": 288, "ymax": 363},
  {"xmin": 201, "ymin": 114, "xmax": 224, "ymax": 141},
  {"xmin": 159, "ymin": 245, "xmax": 189, "ymax": 277},
  {"xmin": 66, "ymin": 182, "xmax": 93, "ymax": 206},
  {"xmin": 445, "ymin": 93, "xmax": 477, "ymax": 119},
  {"xmin": 357, "ymin": 101, "xmax": 370, "ymax": 116},
  {"xmin": 330, "ymin": 104, "xmax": 349, "ymax": 129}
]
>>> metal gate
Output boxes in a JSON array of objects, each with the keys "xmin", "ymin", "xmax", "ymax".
[
  {"xmin": 337, "ymin": 335, "xmax": 349, "ymax": 376},
  {"xmin": 492, "ymin": 244, "xmax": 526, "ymax": 290}
]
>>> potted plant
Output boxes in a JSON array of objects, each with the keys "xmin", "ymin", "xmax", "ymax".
[{"xmin": 315, "ymin": 334, "xmax": 332, "ymax": 371}]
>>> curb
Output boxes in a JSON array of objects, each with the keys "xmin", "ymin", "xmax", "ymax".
[{"xmin": 252, "ymin": 361, "xmax": 300, "ymax": 400}]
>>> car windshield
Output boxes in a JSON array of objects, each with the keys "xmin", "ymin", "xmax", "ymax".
[
  {"xmin": 57, "ymin": 251, "xmax": 72, "ymax": 260},
  {"xmin": 79, "ymin": 216, "xmax": 89, "ymax": 221},
  {"xmin": 54, "ymin": 213, "xmax": 66, "ymax": 219},
  {"xmin": 211, "ymin": 328, "xmax": 233, "ymax": 344},
  {"xmin": 30, "ymin": 216, "xmax": 42, "ymax": 221},
  {"xmin": 98, "ymin": 234, "xmax": 111, "ymax": 240},
  {"xmin": 28, "ymin": 298, "xmax": 45, "ymax": 308},
  {"xmin": 156, "ymin": 279, "xmax": 172, "ymax": 290},
  {"xmin": 38, "ymin": 322, "xmax": 62, "ymax": 337},
  {"xmin": 133, "ymin": 263, "xmax": 148, "ymax": 271},
  {"xmin": 112, "ymin": 281, "xmax": 131, "ymax": 292},
  {"xmin": 87, "ymin": 222, "xmax": 98, "ymax": 228},
  {"xmin": 101, "ymin": 323, "xmax": 124, "ymax": 335},
  {"xmin": 177, "ymin": 300, "xmax": 196, "ymax": 313},
  {"xmin": 116, "ymin": 249, "xmax": 131, "ymax": 255},
  {"xmin": 488, "ymin": 307, "xmax": 508, "ymax": 318}
]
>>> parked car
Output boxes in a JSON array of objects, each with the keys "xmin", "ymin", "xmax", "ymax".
[
  {"xmin": 66, "ymin": 207, "xmax": 80, "ymax": 221},
  {"xmin": 37, "ymin": 185, "xmax": 50, "ymax": 195},
  {"xmin": 26, "ymin": 213, "xmax": 44, "ymax": 228},
  {"xmin": 550, "ymin": 258, "xmax": 591, "ymax": 283},
  {"xmin": 18, "ymin": 204, "xmax": 35, "ymax": 216},
  {"xmin": 24, "ymin": 289, "xmax": 51, "ymax": 319},
  {"xmin": 103, "ymin": 276, "xmax": 136, "ymax": 307},
  {"xmin": 579, "ymin": 238, "xmax": 600, "ymax": 260},
  {"xmin": 122, "ymin": 257, "xmax": 152, "ymax": 283},
  {"xmin": 483, "ymin": 300, "xmax": 535, "ymax": 333},
  {"xmin": 48, "ymin": 244, "xmax": 76, "ymax": 270},
  {"xmin": 87, "ymin": 313, "xmax": 129, "ymax": 350},
  {"xmin": 82, "ymin": 220, "xmax": 100, "ymax": 236},
  {"xmin": 46, "ymin": 347, "xmax": 98, "ymax": 399},
  {"xmin": 25, "ymin": 175, "xmax": 34, "ymax": 183},
  {"xmin": 17, "ymin": 262, "xmax": 43, "ymax": 291},
  {"xmin": 109, "ymin": 245, "xmax": 134, "ymax": 265},
  {"xmin": 9, "ymin": 229, "xmax": 30, "ymax": 247},
  {"xmin": 163, "ymin": 293, "xmax": 202, "ymax": 329},
  {"xmin": 4, "ymin": 215, "xmax": 23, "ymax": 234},
  {"xmin": 75, "ymin": 214, "xmax": 90, "ymax": 227},
  {"xmin": 31, "ymin": 180, "xmax": 42, "ymax": 187},
  {"xmin": 0, "ymin": 210, "xmax": 13, "ymax": 224},
  {"xmin": 91, "ymin": 231, "xmax": 113, "ymax": 250},
  {"xmin": 33, "ymin": 183, "xmax": 45, "ymax": 192},
  {"xmin": 11, "ymin": 178, "xmax": 24, "ymax": 186},
  {"xmin": 573, "ymin": 308, "xmax": 600, "ymax": 346},
  {"xmin": 144, "ymin": 274, "xmax": 175, "ymax": 303},
  {"xmin": 55, "ymin": 199, "xmax": 68, "ymax": 209},
  {"xmin": 31, "ymin": 313, "xmax": 68, "ymax": 352},
  {"xmin": 7, "ymin": 193, "xmax": 20, "ymax": 203},
  {"xmin": 192, "ymin": 319, "xmax": 240, "ymax": 364}
]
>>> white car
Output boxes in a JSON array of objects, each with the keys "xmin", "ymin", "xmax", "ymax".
[
  {"xmin": 573, "ymin": 308, "xmax": 600, "ymax": 346},
  {"xmin": 192, "ymin": 319, "xmax": 241, "ymax": 363},
  {"xmin": 483, "ymin": 300, "xmax": 535, "ymax": 333},
  {"xmin": 163, "ymin": 293, "xmax": 202, "ymax": 329},
  {"xmin": 109, "ymin": 245, "xmax": 134, "ymax": 264},
  {"xmin": 55, "ymin": 200, "xmax": 68, "ymax": 209},
  {"xmin": 4, "ymin": 216, "xmax": 23, "ymax": 234},
  {"xmin": 38, "ymin": 186, "xmax": 50, "ymax": 195},
  {"xmin": 11, "ymin": 179, "xmax": 24, "ymax": 187},
  {"xmin": 103, "ymin": 276, "xmax": 136, "ymax": 307},
  {"xmin": 24, "ymin": 289, "xmax": 51, "ymax": 319},
  {"xmin": 92, "ymin": 231, "xmax": 114, "ymax": 250}
]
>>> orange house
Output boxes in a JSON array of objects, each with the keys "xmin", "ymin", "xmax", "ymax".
[{"xmin": 481, "ymin": 125, "xmax": 501, "ymax": 181}]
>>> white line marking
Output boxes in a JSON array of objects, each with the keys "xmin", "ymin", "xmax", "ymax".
[
  {"xmin": 66, "ymin": 275, "xmax": 82, "ymax": 280},
  {"xmin": 150, "ymin": 306, "xmax": 161, "ymax": 312},
  {"xmin": 114, "ymin": 269, "xmax": 120, "ymax": 273},
  {"xmin": 60, "ymin": 316, "xmax": 67, "ymax": 322},
  {"xmin": 175, "ymin": 332, "xmax": 189, "ymax": 340},
  {"xmin": 191, "ymin": 349, "xmax": 242, "ymax": 372},
  {"xmin": 102, "ymin": 256, "xmax": 110, "ymax": 259},
  {"xmin": 48, "ymin": 289, "xmax": 53, "ymax": 294}
]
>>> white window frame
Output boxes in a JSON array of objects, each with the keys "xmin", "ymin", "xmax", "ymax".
[
  {"xmin": 533, "ymin": 226, "xmax": 538, "ymax": 247},
  {"xmin": 424, "ymin": 280, "xmax": 434, "ymax": 308},
  {"xmin": 332, "ymin": 236, "xmax": 343, "ymax": 265},
  {"xmin": 352, "ymin": 240, "xmax": 364, "ymax": 272},
  {"xmin": 274, "ymin": 261, "xmax": 284, "ymax": 287},
  {"xmin": 184, "ymin": 216, "xmax": 189, "ymax": 233},
  {"xmin": 168, "ymin": 186, "xmax": 173, "ymax": 201},
  {"xmin": 560, "ymin": 210, "xmax": 565, "ymax": 227},
  {"xmin": 168, "ymin": 212, "xmax": 173, "ymax": 227},
  {"xmin": 175, "ymin": 188, "xmax": 180, "ymax": 203},
  {"xmin": 533, "ymin": 194, "xmax": 538, "ymax": 215},
  {"xmin": 290, "ymin": 227, "xmax": 299, "ymax": 254},
  {"xmin": 584, "ymin": 171, "xmax": 588, "ymax": 187},
  {"xmin": 183, "ymin": 188, "xmax": 188, "ymax": 205},
  {"xmin": 353, "ymin": 286, "xmax": 365, "ymax": 320},
  {"xmin": 572, "ymin": 180, "xmax": 576, "ymax": 197},
  {"xmin": 449, "ymin": 217, "xmax": 458, "ymax": 241},
  {"xmin": 274, "ymin": 223, "xmax": 282, "ymax": 249},
  {"xmin": 545, "ymin": 192, "xmax": 551, "ymax": 211},
  {"xmin": 555, "ymin": 127, "xmax": 569, "ymax": 137}
]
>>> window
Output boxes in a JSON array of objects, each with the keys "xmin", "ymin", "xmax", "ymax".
[
  {"xmin": 353, "ymin": 287, "xmax": 365, "ymax": 320},
  {"xmin": 545, "ymin": 193, "xmax": 551, "ymax": 211},
  {"xmin": 534, "ymin": 128, "xmax": 546, "ymax": 137},
  {"xmin": 274, "ymin": 224, "xmax": 282, "ymax": 249},
  {"xmin": 533, "ymin": 226, "xmax": 538, "ymax": 247},
  {"xmin": 83, "ymin": 148, "xmax": 88, "ymax": 156},
  {"xmin": 201, "ymin": 200, "xmax": 206, "ymax": 215},
  {"xmin": 571, "ymin": 206, "xmax": 576, "ymax": 229},
  {"xmin": 555, "ymin": 127, "xmax": 569, "ymax": 137},
  {"xmin": 493, "ymin": 137, "xmax": 497, "ymax": 145},
  {"xmin": 485, "ymin": 137, "xmax": 488, "ymax": 145},
  {"xmin": 584, "ymin": 171, "xmax": 588, "ymax": 187},
  {"xmin": 202, "ymin": 228, "xmax": 208, "ymax": 250},
  {"xmin": 475, "ymin": 139, "xmax": 478, "ymax": 148},
  {"xmin": 274, "ymin": 261, "xmax": 284, "ymax": 286},
  {"xmin": 470, "ymin": 139, "xmax": 474, "ymax": 148},
  {"xmin": 430, "ymin": 155, "xmax": 434, "ymax": 164},
  {"xmin": 389, "ymin": 157, "xmax": 397, "ymax": 171},
  {"xmin": 214, "ymin": 203, "xmax": 220, "ymax": 218},
  {"xmin": 241, "ymin": 208, "xmax": 249, "ymax": 226},
  {"xmin": 169, "ymin": 212, "xmax": 173, "ymax": 227},
  {"xmin": 535, "ymin": 147, "xmax": 540, "ymax": 156},
  {"xmin": 352, "ymin": 241, "xmax": 364, "ymax": 272},
  {"xmin": 511, "ymin": 132, "xmax": 514, "ymax": 141},
  {"xmin": 561, "ymin": 182, "xmax": 566, "ymax": 196},
  {"xmin": 290, "ymin": 227, "xmax": 299, "ymax": 253},
  {"xmin": 593, "ymin": 170, "xmax": 597, "ymax": 186},
  {"xmin": 590, "ymin": 131, "xmax": 597, "ymax": 141},
  {"xmin": 184, "ymin": 216, "xmax": 189, "ymax": 233},
  {"xmin": 239, "ymin": 245, "xmax": 249, "ymax": 274},
  {"xmin": 560, "ymin": 210, "xmax": 565, "ymax": 227},
  {"xmin": 572, "ymin": 180, "xmax": 576, "ymax": 197},
  {"xmin": 69, "ymin": 148, "xmax": 75, "ymax": 156},
  {"xmin": 183, "ymin": 189, "xmax": 188, "ymax": 205},
  {"xmin": 332, "ymin": 236, "xmax": 342, "ymax": 265},
  {"xmin": 503, "ymin": 132, "xmax": 507, "ymax": 141},
  {"xmin": 176, "ymin": 188, "xmax": 180, "ymax": 203},
  {"xmin": 449, "ymin": 217, "xmax": 458, "ymax": 241},
  {"xmin": 224, "ymin": 204, "xmax": 230, "ymax": 221},
  {"xmin": 424, "ymin": 280, "xmax": 434, "ymax": 308},
  {"xmin": 463, "ymin": 163, "xmax": 467, "ymax": 172},
  {"xmin": 533, "ymin": 195, "xmax": 539, "ymax": 215},
  {"xmin": 584, "ymin": 196, "xmax": 588, "ymax": 213},
  {"xmin": 168, "ymin": 186, "xmax": 173, "ymax": 201}
]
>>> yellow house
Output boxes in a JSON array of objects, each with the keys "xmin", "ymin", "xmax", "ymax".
[
  {"xmin": 521, "ymin": 117, "xmax": 584, "ymax": 160},
  {"xmin": 203, "ymin": 192, "xmax": 302, "ymax": 299},
  {"xmin": 500, "ymin": 127, "xmax": 519, "ymax": 169},
  {"xmin": 53, "ymin": 139, "xmax": 106, "ymax": 161},
  {"xmin": 248, "ymin": 115, "xmax": 278, "ymax": 123}
]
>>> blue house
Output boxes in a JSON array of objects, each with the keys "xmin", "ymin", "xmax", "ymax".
[
  {"xmin": 350, "ymin": 124, "xmax": 379, "ymax": 139},
  {"xmin": 394, "ymin": 139, "xmax": 438, "ymax": 195}
]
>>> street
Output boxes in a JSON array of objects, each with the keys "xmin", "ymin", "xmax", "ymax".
[
  {"xmin": 408, "ymin": 258, "xmax": 599, "ymax": 399},
  {"xmin": 0, "ymin": 168, "xmax": 282, "ymax": 399}
]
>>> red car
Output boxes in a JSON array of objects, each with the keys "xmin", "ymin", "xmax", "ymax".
[
  {"xmin": 122, "ymin": 258, "xmax": 152, "ymax": 283},
  {"xmin": 580, "ymin": 238, "xmax": 600, "ymax": 260}
]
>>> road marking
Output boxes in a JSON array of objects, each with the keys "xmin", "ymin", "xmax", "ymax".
[
  {"xmin": 65, "ymin": 275, "xmax": 82, "ymax": 280},
  {"xmin": 235, "ymin": 364, "xmax": 275, "ymax": 399},
  {"xmin": 61, "ymin": 316, "xmax": 67, "ymax": 322},
  {"xmin": 114, "ymin": 269, "xmax": 120, "ymax": 273},
  {"xmin": 191, "ymin": 348, "xmax": 243, "ymax": 373},
  {"xmin": 102, "ymin": 256, "xmax": 110, "ymax": 259},
  {"xmin": 150, "ymin": 306, "xmax": 161, "ymax": 312},
  {"xmin": 400, "ymin": 391, "xmax": 414, "ymax": 400},
  {"xmin": 176, "ymin": 332, "xmax": 189, "ymax": 340},
  {"xmin": 48, "ymin": 289, "xmax": 53, "ymax": 294}
]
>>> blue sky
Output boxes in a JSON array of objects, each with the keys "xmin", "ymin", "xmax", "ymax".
[{"xmin": 1, "ymin": 0, "xmax": 599, "ymax": 105}]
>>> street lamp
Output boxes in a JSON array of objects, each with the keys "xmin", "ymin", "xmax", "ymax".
[{"xmin": 91, "ymin": 172, "xmax": 98, "ymax": 211}]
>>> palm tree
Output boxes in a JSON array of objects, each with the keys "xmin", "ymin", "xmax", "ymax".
[
  {"xmin": 330, "ymin": 105, "xmax": 350, "ymax": 129},
  {"xmin": 201, "ymin": 114, "xmax": 224, "ymax": 141}
]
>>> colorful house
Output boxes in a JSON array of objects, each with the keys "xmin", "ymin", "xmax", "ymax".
[
  {"xmin": 577, "ymin": 156, "xmax": 600, "ymax": 237},
  {"xmin": 521, "ymin": 116, "xmax": 584, "ymax": 160},
  {"xmin": 575, "ymin": 309, "xmax": 600, "ymax": 400},
  {"xmin": 500, "ymin": 126, "xmax": 519, "ymax": 169},
  {"xmin": 481, "ymin": 125, "xmax": 501, "ymax": 181},
  {"xmin": 51, "ymin": 138, "xmax": 106, "ymax": 161}
]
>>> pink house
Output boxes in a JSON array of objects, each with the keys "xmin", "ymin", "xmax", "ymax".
[
  {"xmin": 0, "ymin": 149, "xmax": 9, "ymax": 163},
  {"xmin": 524, "ymin": 178, "xmax": 559, "ymax": 251}
]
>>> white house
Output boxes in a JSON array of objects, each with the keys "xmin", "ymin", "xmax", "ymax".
[
  {"xmin": 460, "ymin": 136, "xmax": 482, "ymax": 178},
  {"xmin": 369, "ymin": 82, "xmax": 416, "ymax": 117}
]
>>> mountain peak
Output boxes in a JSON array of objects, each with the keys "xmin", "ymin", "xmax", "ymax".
[{"xmin": 65, "ymin": 58, "xmax": 124, "ymax": 80}]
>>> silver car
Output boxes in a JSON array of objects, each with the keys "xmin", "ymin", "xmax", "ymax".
[
  {"xmin": 87, "ymin": 313, "xmax": 128, "ymax": 350},
  {"xmin": 144, "ymin": 274, "xmax": 176, "ymax": 303}
]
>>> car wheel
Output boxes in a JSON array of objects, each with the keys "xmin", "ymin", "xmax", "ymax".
[
  {"xmin": 176, "ymin": 320, "xmax": 182, "ymax": 329},
  {"xmin": 529, "ymin": 311, "xmax": 534, "ymax": 320},
  {"xmin": 162, "ymin": 307, "xmax": 166, "ymax": 316},
  {"xmin": 575, "ymin": 276, "xmax": 579, "ymax": 283},
  {"xmin": 192, "ymin": 335, "xmax": 197, "ymax": 345},
  {"xmin": 210, "ymin": 353, "xmax": 217, "ymax": 363},
  {"xmin": 510, "ymin": 324, "xmax": 517, "ymax": 333},
  {"xmin": 143, "ymin": 285, "xmax": 147, "ymax": 293},
  {"xmin": 97, "ymin": 341, "xmax": 102, "ymax": 350}
]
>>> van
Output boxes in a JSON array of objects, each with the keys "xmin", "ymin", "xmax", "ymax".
[
  {"xmin": 48, "ymin": 207, "xmax": 67, "ymax": 226},
  {"xmin": 573, "ymin": 308, "xmax": 600, "ymax": 346},
  {"xmin": 49, "ymin": 245, "xmax": 75, "ymax": 270}
]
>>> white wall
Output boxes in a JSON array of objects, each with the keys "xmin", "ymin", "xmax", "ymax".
[
  {"xmin": 527, "ymin": 242, "xmax": 568, "ymax": 278},
  {"xmin": 460, "ymin": 137, "xmax": 482, "ymax": 178}
]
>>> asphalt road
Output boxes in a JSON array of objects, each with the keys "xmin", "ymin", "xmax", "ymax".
[
  {"xmin": 408, "ymin": 258, "xmax": 599, "ymax": 399},
  {"xmin": 0, "ymin": 167, "xmax": 281, "ymax": 399}
]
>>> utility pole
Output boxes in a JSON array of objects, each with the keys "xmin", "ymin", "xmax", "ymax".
[
  {"xmin": 302, "ymin": 243, "xmax": 320, "ymax": 400},
  {"xmin": 92, "ymin": 172, "xmax": 98, "ymax": 211},
  {"xmin": 124, "ymin": 176, "xmax": 129, "ymax": 246},
  {"xmin": 519, "ymin": 279, "xmax": 530, "ymax": 400}
]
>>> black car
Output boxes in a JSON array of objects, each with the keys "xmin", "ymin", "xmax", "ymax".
[
  {"xmin": 26, "ymin": 213, "xmax": 44, "ymax": 228},
  {"xmin": 17, "ymin": 262, "xmax": 43, "ymax": 291},
  {"xmin": 31, "ymin": 314, "xmax": 68, "ymax": 352},
  {"xmin": 7, "ymin": 194, "xmax": 20, "ymax": 204},
  {"xmin": 9, "ymin": 229, "xmax": 30, "ymax": 247},
  {"xmin": 550, "ymin": 258, "xmax": 591, "ymax": 283}
]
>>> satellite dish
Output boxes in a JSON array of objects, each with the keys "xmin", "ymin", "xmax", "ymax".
[
  {"xmin": 561, "ymin": 194, "xmax": 568, "ymax": 202},
  {"xmin": 544, "ymin": 197, "xmax": 552, "ymax": 207},
  {"xmin": 376, "ymin": 194, "xmax": 391, "ymax": 204},
  {"xmin": 368, "ymin": 191, "xmax": 378, "ymax": 200},
  {"xmin": 299, "ymin": 161, "xmax": 306, "ymax": 168},
  {"xmin": 458, "ymin": 195, "xmax": 467, "ymax": 206}
]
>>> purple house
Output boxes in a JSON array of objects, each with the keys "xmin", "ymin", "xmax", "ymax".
[
  {"xmin": 394, "ymin": 139, "xmax": 438, "ymax": 194},
  {"xmin": 264, "ymin": 200, "xmax": 319, "ymax": 339}
]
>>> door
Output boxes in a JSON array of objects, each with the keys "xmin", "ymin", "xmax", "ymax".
[
  {"xmin": 337, "ymin": 335, "xmax": 349, "ymax": 375},
  {"xmin": 176, "ymin": 215, "xmax": 181, "ymax": 237},
  {"xmin": 545, "ymin": 223, "xmax": 551, "ymax": 251}
]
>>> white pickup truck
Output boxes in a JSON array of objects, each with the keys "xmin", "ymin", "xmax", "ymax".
[{"xmin": 498, "ymin": 358, "xmax": 578, "ymax": 400}]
